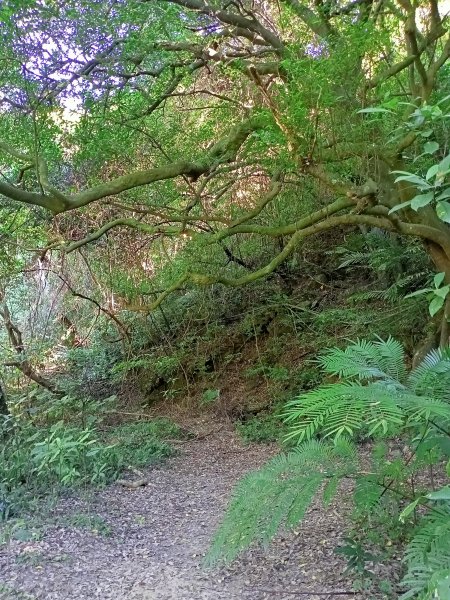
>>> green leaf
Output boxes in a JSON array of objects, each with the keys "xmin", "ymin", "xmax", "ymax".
[
  {"xmin": 411, "ymin": 192, "xmax": 434, "ymax": 210},
  {"xmin": 405, "ymin": 288, "xmax": 433, "ymax": 298},
  {"xmin": 388, "ymin": 200, "xmax": 412, "ymax": 214},
  {"xmin": 429, "ymin": 295, "xmax": 445, "ymax": 316},
  {"xmin": 393, "ymin": 173, "xmax": 429, "ymax": 187},
  {"xmin": 358, "ymin": 107, "xmax": 393, "ymax": 114},
  {"xmin": 434, "ymin": 284, "xmax": 450, "ymax": 299},
  {"xmin": 399, "ymin": 497, "xmax": 422, "ymax": 522},
  {"xmin": 427, "ymin": 486, "xmax": 450, "ymax": 500},
  {"xmin": 437, "ymin": 154, "xmax": 450, "ymax": 177},
  {"xmin": 436, "ymin": 201, "xmax": 450, "ymax": 223},
  {"xmin": 420, "ymin": 129, "xmax": 433, "ymax": 138},
  {"xmin": 436, "ymin": 189, "xmax": 450, "ymax": 201},
  {"xmin": 434, "ymin": 272, "xmax": 446, "ymax": 288},
  {"xmin": 424, "ymin": 141, "xmax": 439, "ymax": 154},
  {"xmin": 426, "ymin": 164, "xmax": 439, "ymax": 180},
  {"xmin": 12, "ymin": 528, "xmax": 35, "ymax": 541}
]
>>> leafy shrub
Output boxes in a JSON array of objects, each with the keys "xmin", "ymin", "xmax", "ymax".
[
  {"xmin": 244, "ymin": 363, "xmax": 290, "ymax": 382},
  {"xmin": 209, "ymin": 338, "xmax": 450, "ymax": 599},
  {"xmin": 291, "ymin": 366, "xmax": 323, "ymax": 391},
  {"xmin": 334, "ymin": 231, "xmax": 430, "ymax": 294},
  {"xmin": 61, "ymin": 512, "xmax": 111, "ymax": 536},
  {"xmin": 105, "ymin": 418, "xmax": 185, "ymax": 468},
  {"xmin": 200, "ymin": 388, "xmax": 220, "ymax": 406},
  {"xmin": 0, "ymin": 416, "xmax": 183, "ymax": 517},
  {"xmin": 34, "ymin": 391, "xmax": 116, "ymax": 429},
  {"xmin": 236, "ymin": 413, "xmax": 286, "ymax": 444},
  {"xmin": 0, "ymin": 416, "xmax": 118, "ymax": 515},
  {"xmin": 111, "ymin": 353, "xmax": 181, "ymax": 382}
]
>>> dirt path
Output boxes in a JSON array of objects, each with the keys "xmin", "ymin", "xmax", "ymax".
[{"xmin": 0, "ymin": 424, "xmax": 363, "ymax": 600}]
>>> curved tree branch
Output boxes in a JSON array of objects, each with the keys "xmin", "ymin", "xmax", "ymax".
[
  {"xmin": 0, "ymin": 117, "xmax": 264, "ymax": 214},
  {"xmin": 125, "ymin": 209, "xmax": 450, "ymax": 313}
]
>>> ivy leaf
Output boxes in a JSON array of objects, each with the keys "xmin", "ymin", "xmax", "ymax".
[
  {"xmin": 399, "ymin": 497, "xmax": 422, "ymax": 522},
  {"xmin": 436, "ymin": 189, "xmax": 450, "ymax": 201},
  {"xmin": 434, "ymin": 285, "xmax": 450, "ymax": 299},
  {"xmin": 12, "ymin": 528, "xmax": 35, "ymax": 541},
  {"xmin": 411, "ymin": 192, "xmax": 434, "ymax": 210},
  {"xmin": 393, "ymin": 172, "xmax": 429, "ymax": 187},
  {"xmin": 436, "ymin": 154, "xmax": 450, "ymax": 181},
  {"xmin": 436, "ymin": 200, "xmax": 450, "ymax": 223},
  {"xmin": 438, "ymin": 154, "xmax": 450, "ymax": 171},
  {"xmin": 426, "ymin": 164, "xmax": 439, "ymax": 180},
  {"xmin": 424, "ymin": 141, "xmax": 439, "ymax": 154},
  {"xmin": 405, "ymin": 288, "xmax": 432, "ymax": 298},
  {"xmin": 429, "ymin": 295, "xmax": 445, "ymax": 316}
]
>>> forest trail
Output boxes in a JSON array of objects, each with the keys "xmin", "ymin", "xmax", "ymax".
[{"xmin": 0, "ymin": 422, "xmax": 361, "ymax": 600}]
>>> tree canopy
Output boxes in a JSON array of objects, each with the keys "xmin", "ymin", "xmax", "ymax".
[{"xmin": 0, "ymin": 0, "xmax": 449, "ymax": 310}]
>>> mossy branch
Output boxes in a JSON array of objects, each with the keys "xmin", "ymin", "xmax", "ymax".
[
  {"xmin": 0, "ymin": 117, "xmax": 264, "ymax": 214},
  {"xmin": 126, "ymin": 211, "xmax": 449, "ymax": 313},
  {"xmin": 64, "ymin": 220, "xmax": 188, "ymax": 253}
]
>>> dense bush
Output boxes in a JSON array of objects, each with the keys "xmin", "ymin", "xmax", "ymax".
[
  {"xmin": 0, "ymin": 412, "xmax": 184, "ymax": 519},
  {"xmin": 0, "ymin": 417, "xmax": 118, "ymax": 517}
]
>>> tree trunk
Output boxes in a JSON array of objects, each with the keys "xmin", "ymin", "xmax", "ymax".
[
  {"xmin": 0, "ymin": 300, "xmax": 63, "ymax": 397},
  {"xmin": 0, "ymin": 380, "xmax": 8, "ymax": 415}
]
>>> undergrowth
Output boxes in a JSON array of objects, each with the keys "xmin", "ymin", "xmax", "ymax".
[
  {"xmin": 0, "ymin": 405, "xmax": 184, "ymax": 522},
  {"xmin": 236, "ymin": 412, "xmax": 286, "ymax": 444},
  {"xmin": 209, "ymin": 338, "xmax": 450, "ymax": 599}
]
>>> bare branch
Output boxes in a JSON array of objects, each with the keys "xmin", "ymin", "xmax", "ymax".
[{"xmin": 160, "ymin": 0, "xmax": 284, "ymax": 51}]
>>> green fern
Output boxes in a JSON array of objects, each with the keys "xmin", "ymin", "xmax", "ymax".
[
  {"xmin": 209, "ymin": 338, "xmax": 450, "ymax": 600},
  {"xmin": 350, "ymin": 271, "xmax": 430, "ymax": 304},
  {"xmin": 318, "ymin": 336, "xmax": 407, "ymax": 383},
  {"xmin": 400, "ymin": 509, "xmax": 450, "ymax": 599},
  {"xmin": 285, "ymin": 339, "xmax": 450, "ymax": 444},
  {"xmin": 408, "ymin": 346, "xmax": 450, "ymax": 402},
  {"xmin": 207, "ymin": 439, "xmax": 358, "ymax": 564},
  {"xmin": 353, "ymin": 475, "xmax": 384, "ymax": 511}
]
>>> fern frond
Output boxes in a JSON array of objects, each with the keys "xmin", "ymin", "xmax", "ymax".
[
  {"xmin": 353, "ymin": 475, "xmax": 383, "ymax": 511},
  {"xmin": 322, "ymin": 475, "xmax": 340, "ymax": 506},
  {"xmin": 319, "ymin": 340, "xmax": 387, "ymax": 380},
  {"xmin": 373, "ymin": 336, "xmax": 407, "ymax": 381},
  {"xmin": 349, "ymin": 289, "xmax": 390, "ymax": 303},
  {"xmin": 209, "ymin": 336, "xmax": 450, "ymax": 579},
  {"xmin": 337, "ymin": 251, "xmax": 369, "ymax": 268},
  {"xmin": 408, "ymin": 346, "xmax": 450, "ymax": 402},
  {"xmin": 402, "ymin": 394, "xmax": 450, "ymax": 423},
  {"xmin": 207, "ymin": 468, "xmax": 323, "ymax": 564},
  {"xmin": 284, "ymin": 382, "xmax": 404, "ymax": 442},
  {"xmin": 350, "ymin": 272, "xmax": 429, "ymax": 304},
  {"xmin": 207, "ymin": 440, "xmax": 357, "ymax": 565},
  {"xmin": 284, "ymin": 473, "xmax": 323, "ymax": 529},
  {"xmin": 401, "ymin": 509, "xmax": 450, "ymax": 599},
  {"xmin": 269, "ymin": 439, "xmax": 334, "ymax": 471},
  {"xmin": 319, "ymin": 337, "xmax": 406, "ymax": 384}
]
